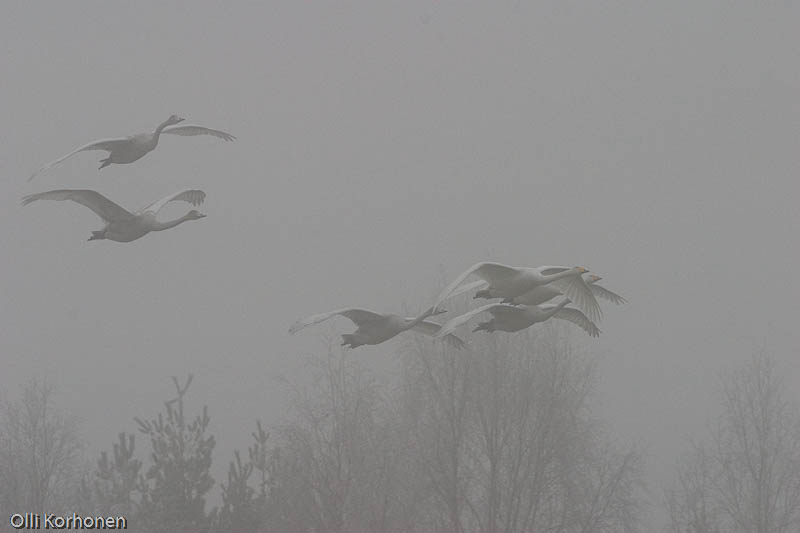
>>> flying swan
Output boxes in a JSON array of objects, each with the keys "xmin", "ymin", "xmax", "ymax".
[
  {"xmin": 289, "ymin": 307, "xmax": 466, "ymax": 349},
  {"xmin": 502, "ymin": 273, "xmax": 628, "ymax": 306},
  {"xmin": 22, "ymin": 189, "xmax": 207, "ymax": 242},
  {"xmin": 28, "ymin": 115, "xmax": 236, "ymax": 181},
  {"xmin": 435, "ymin": 299, "xmax": 600, "ymax": 339},
  {"xmin": 432, "ymin": 262, "xmax": 602, "ymax": 323}
]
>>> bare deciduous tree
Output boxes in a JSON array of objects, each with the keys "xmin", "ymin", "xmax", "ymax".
[
  {"xmin": 399, "ymin": 312, "xmax": 643, "ymax": 533},
  {"xmin": 0, "ymin": 379, "xmax": 82, "ymax": 514},
  {"xmin": 266, "ymin": 346, "xmax": 401, "ymax": 533},
  {"xmin": 665, "ymin": 445, "xmax": 721, "ymax": 533},
  {"xmin": 401, "ymin": 332, "xmax": 472, "ymax": 533},
  {"xmin": 666, "ymin": 353, "xmax": 800, "ymax": 533}
]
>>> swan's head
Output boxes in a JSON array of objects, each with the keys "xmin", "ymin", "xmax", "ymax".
[
  {"xmin": 166, "ymin": 114, "xmax": 185, "ymax": 126},
  {"xmin": 575, "ymin": 266, "xmax": 589, "ymax": 274},
  {"xmin": 186, "ymin": 210, "xmax": 206, "ymax": 220}
]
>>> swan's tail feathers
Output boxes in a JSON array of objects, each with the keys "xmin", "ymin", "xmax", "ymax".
[{"xmin": 88, "ymin": 231, "xmax": 105, "ymax": 241}]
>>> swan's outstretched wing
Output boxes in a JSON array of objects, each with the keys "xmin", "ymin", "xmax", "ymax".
[
  {"xmin": 28, "ymin": 138, "xmax": 130, "ymax": 181},
  {"xmin": 161, "ymin": 125, "xmax": 236, "ymax": 141},
  {"xmin": 411, "ymin": 320, "xmax": 466, "ymax": 349},
  {"xmin": 435, "ymin": 303, "xmax": 517, "ymax": 338},
  {"xmin": 590, "ymin": 284, "xmax": 627, "ymax": 305},
  {"xmin": 140, "ymin": 190, "xmax": 206, "ymax": 216},
  {"xmin": 433, "ymin": 262, "xmax": 519, "ymax": 311},
  {"xmin": 289, "ymin": 308, "xmax": 385, "ymax": 335},
  {"xmin": 483, "ymin": 303, "xmax": 528, "ymax": 319},
  {"xmin": 21, "ymin": 189, "xmax": 133, "ymax": 223},
  {"xmin": 550, "ymin": 307, "xmax": 601, "ymax": 338},
  {"xmin": 550, "ymin": 275, "xmax": 602, "ymax": 324},
  {"xmin": 448, "ymin": 279, "xmax": 489, "ymax": 299}
]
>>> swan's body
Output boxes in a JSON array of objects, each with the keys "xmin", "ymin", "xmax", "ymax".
[
  {"xmin": 433, "ymin": 262, "xmax": 602, "ymax": 323},
  {"xmin": 289, "ymin": 306, "xmax": 465, "ymax": 349},
  {"xmin": 29, "ymin": 115, "xmax": 236, "ymax": 180},
  {"xmin": 436, "ymin": 299, "xmax": 600, "ymax": 338},
  {"xmin": 22, "ymin": 189, "xmax": 207, "ymax": 243},
  {"xmin": 503, "ymin": 274, "xmax": 627, "ymax": 306}
]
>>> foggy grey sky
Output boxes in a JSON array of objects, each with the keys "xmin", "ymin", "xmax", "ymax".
[{"xmin": 2, "ymin": 1, "xmax": 799, "ymax": 524}]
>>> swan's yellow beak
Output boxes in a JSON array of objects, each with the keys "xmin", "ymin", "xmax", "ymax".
[{"xmin": 577, "ymin": 266, "xmax": 589, "ymax": 274}]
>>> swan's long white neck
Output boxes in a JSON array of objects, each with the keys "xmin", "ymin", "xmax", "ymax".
[
  {"xmin": 403, "ymin": 306, "xmax": 436, "ymax": 331},
  {"xmin": 153, "ymin": 117, "xmax": 174, "ymax": 140},
  {"xmin": 544, "ymin": 298, "xmax": 571, "ymax": 319},
  {"xmin": 150, "ymin": 213, "xmax": 193, "ymax": 232},
  {"xmin": 540, "ymin": 268, "xmax": 580, "ymax": 282}
]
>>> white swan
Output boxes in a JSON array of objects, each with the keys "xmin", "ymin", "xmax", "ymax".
[
  {"xmin": 289, "ymin": 306, "xmax": 465, "ymax": 349},
  {"xmin": 435, "ymin": 299, "xmax": 600, "ymax": 338},
  {"xmin": 22, "ymin": 189, "xmax": 207, "ymax": 242},
  {"xmin": 433, "ymin": 262, "xmax": 602, "ymax": 323},
  {"xmin": 502, "ymin": 273, "xmax": 627, "ymax": 306},
  {"xmin": 28, "ymin": 115, "xmax": 236, "ymax": 181}
]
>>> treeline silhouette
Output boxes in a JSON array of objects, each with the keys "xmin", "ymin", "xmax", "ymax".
[
  {"xmin": 4, "ymin": 331, "xmax": 797, "ymax": 532},
  {"xmin": 6, "ymin": 334, "xmax": 800, "ymax": 533},
  {"xmin": 0, "ymin": 325, "xmax": 644, "ymax": 532}
]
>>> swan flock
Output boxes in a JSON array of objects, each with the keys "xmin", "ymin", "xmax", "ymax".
[{"xmin": 24, "ymin": 114, "xmax": 626, "ymax": 349}]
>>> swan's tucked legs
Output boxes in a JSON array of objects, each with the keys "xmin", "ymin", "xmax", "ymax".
[
  {"xmin": 341, "ymin": 334, "xmax": 357, "ymax": 348},
  {"xmin": 98, "ymin": 157, "xmax": 112, "ymax": 169}
]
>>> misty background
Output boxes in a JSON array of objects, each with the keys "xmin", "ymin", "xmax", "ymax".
[{"xmin": 2, "ymin": 1, "xmax": 799, "ymax": 529}]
